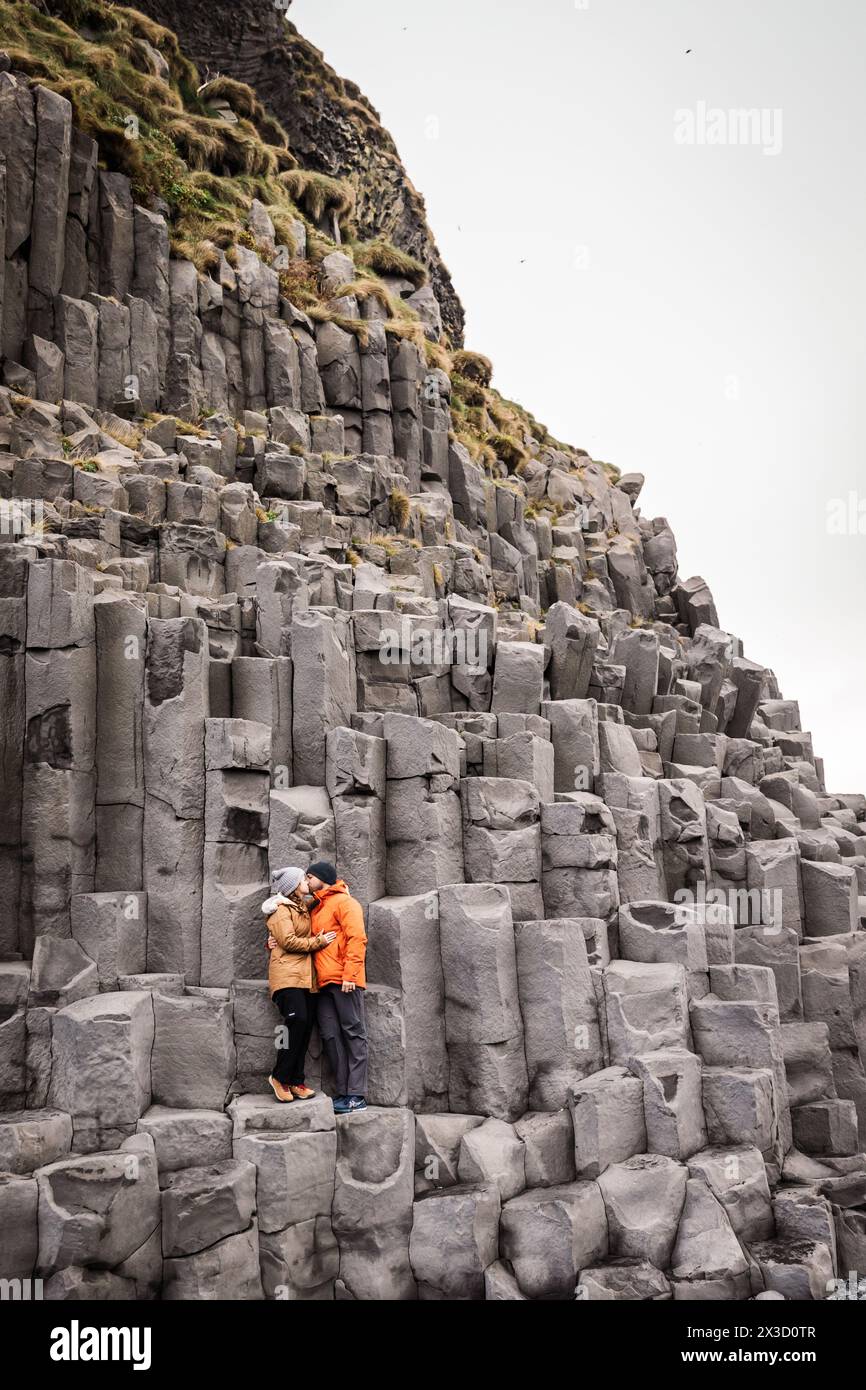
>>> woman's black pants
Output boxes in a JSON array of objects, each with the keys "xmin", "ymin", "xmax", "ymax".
[{"xmin": 272, "ymin": 988, "xmax": 316, "ymax": 1086}]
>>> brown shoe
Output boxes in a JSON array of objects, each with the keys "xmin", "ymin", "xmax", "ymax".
[
  {"xmin": 268, "ymin": 1076, "xmax": 294, "ymax": 1103},
  {"xmin": 289, "ymin": 1084, "xmax": 316, "ymax": 1100}
]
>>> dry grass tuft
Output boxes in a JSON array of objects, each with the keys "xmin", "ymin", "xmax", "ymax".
[
  {"xmin": 280, "ymin": 170, "xmax": 356, "ymax": 229},
  {"xmin": 452, "ymin": 350, "xmax": 493, "ymax": 387},
  {"xmin": 350, "ymin": 237, "xmax": 427, "ymax": 289},
  {"xmin": 388, "ymin": 488, "xmax": 412, "ymax": 531},
  {"xmin": 489, "ymin": 432, "xmax": 528, "ymax": 472}
]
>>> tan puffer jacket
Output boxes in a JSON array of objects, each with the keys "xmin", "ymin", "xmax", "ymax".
[{"xmin": 263, "ymin": 893, "xmax": 326, "ymax": 996}]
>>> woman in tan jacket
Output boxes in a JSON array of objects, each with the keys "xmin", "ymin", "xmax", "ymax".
[{"xmin": 263, "ymin": 867, "xmax": 336, "ymax": 1103}]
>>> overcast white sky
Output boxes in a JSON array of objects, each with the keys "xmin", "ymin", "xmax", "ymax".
[{"xmin": 295, "ymin": 0, "xmax": 866, "ymax": 794}]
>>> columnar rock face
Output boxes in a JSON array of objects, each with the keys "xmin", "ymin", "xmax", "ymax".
[
  {"xmin": 0, "ymin": 30, "xmax": 864, "ymax": 1306},
  {"xmin": 128, "ymin": 0, "xmax": 466, "ymax": 346}
]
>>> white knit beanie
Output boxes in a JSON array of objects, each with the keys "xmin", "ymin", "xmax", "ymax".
[{"xmin": 271, "ymin": 866, "xmax": 304, "ymax": 898}]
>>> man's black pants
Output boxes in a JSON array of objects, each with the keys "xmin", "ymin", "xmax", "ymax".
[
  {"xmin": 272, "ymin": 988, "xmax": 316, "ymax": 1086},
  {"xmin": 317, "ymin": 984, "xmax": 368, "ymax": 1098}
]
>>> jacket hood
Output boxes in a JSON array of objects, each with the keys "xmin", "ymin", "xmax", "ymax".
[
  {"xmin": 314, "ymin": 880, "xmax": 349, "ymax": 899},
  {"xmin": 262, "ymin": 893, "xmax": 293, "ymax": 916}
]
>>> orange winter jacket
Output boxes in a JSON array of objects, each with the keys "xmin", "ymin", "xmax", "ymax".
[{"xmin": 311, "ymin": 881, "xmax": 367, "ymax": 988}]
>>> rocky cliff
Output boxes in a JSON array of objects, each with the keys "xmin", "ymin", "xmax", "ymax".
[
  {"xmin": 0, "ymin": 2, "xmax": 865, "ymax": 1303},
  {"xmin": 122, "ymin": 0, "xmax": 466, "ymax": 345}
]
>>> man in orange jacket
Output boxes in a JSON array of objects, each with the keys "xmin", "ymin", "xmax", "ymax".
[{"xmin": 307, "ymin": 861, "xmax": 368, "ymax": 1114}]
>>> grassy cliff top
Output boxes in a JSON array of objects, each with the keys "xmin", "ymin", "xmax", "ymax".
[{"xmin": 8, "ymin": 0, "xmax": 590, "ymax": 476}]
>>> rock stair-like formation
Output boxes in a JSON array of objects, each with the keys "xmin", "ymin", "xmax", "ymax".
[{"xmin": 1, "ymin": 19, "xmax": 866, "ymax": 1302}]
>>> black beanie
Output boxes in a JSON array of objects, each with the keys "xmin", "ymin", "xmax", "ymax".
[{"xmin": 307, "ymin": 860, "xmax": 338, "ymax": 885}]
